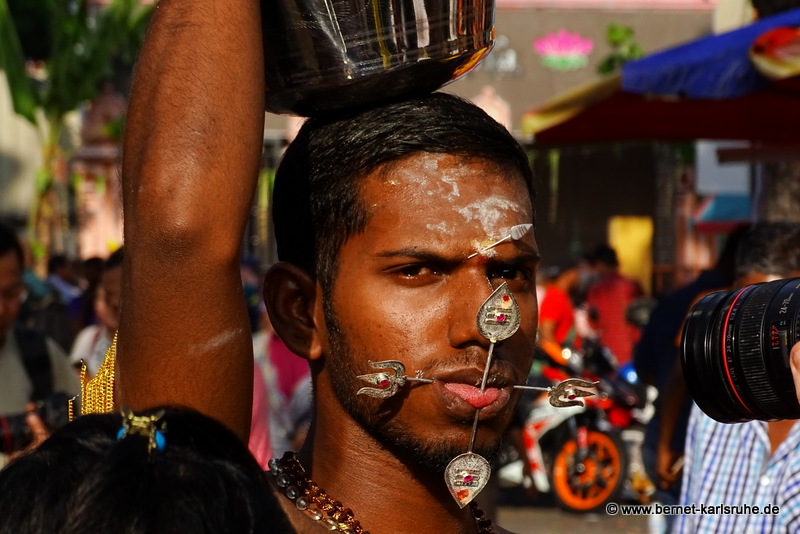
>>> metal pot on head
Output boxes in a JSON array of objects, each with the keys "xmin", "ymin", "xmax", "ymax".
[{"xmin": 262, "ymin": 0, "xmax": 495, "ymax": 116}]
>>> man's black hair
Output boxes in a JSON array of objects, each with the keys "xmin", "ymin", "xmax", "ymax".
[
  {"xmin": 736, "ymin": 222, "xmax": 800, "ymax": 278},
  {"xmin": 589, "ymin": 244, "xmax": 619, "ymax": 268},
  {"xmin": 0, "ymin": 222, "xmax": 24, "ymax": 267},
  {"xmin": 272, "ymin": 92, "xmax": 535, "ymax": 290},
  {"xmin": 0, "ymin": 407, "xmax": 271, "ymax": 534},
  {"xmin": 47, "ymin": 254, "xmax": 69, "ymax": 275},
  {"xmin": 104, "ymin": 247, "xmax": 124, "ymax": 271}
]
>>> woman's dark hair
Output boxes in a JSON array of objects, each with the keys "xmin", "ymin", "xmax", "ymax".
[
  {"xmin": 0, "ymin": 222, "xmax": 24, "ymax": 267},
  {"xmin": 0, "ymin": 407, "xmax": 270, "ymax": 534},
  {"xmin": 272, "ymin": 92, "xmax": 535, "ymax": 291}
]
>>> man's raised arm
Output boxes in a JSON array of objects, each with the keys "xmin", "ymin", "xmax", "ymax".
[{"xmin": 118, "ymin": 0, "xmax": 265, "ymax": 440}]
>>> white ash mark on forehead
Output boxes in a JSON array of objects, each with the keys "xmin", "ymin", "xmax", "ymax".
[
  {"xmin": 426, "ymin": 221, "xmax": 455, "ymax": 235},
  {"xmin": 456, "ymin": 197, "xmax": 526, "ymax": 236},
  {"xmin": 439, "ymin": 175, "xmax": 460, "ymax": 201}
]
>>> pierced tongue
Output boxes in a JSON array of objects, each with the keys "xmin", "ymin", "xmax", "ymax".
[{"xmin": 444, "ymin": 383, "xmax": 500, "ymax": 408}]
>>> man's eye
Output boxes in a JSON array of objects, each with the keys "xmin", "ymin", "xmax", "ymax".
[
  {"xmin": 397, "ymin": 265, "xmax": 440, "ymax": 277},
  {"xmin": 489, "ymin": 266, "xmax": 532, "ymax": 281}
]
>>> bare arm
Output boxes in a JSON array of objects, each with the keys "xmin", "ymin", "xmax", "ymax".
[
  {"xmin": 538, "ymin": 320, "xmax": 558, "ymax": 346},
  {"xmin": 655, "ymin": 356, "xmax": 686, "ymax": 488},
  {"xmin": 118, "ymin": 0, "xmax": 265, "ymax": 440}
]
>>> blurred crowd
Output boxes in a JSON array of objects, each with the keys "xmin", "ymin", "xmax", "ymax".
[
  {"xmin": 0, "ymin": 223, "xmax": 311, "ymax": 470},
  {"xmin": 534, "ymin": 243, "xmax": 645, "ymax": 373}
]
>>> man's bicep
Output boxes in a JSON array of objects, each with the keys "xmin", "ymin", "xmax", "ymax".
[{"xmin": 117, "ymin": 253, "xmax": 254, "ymax": 434}]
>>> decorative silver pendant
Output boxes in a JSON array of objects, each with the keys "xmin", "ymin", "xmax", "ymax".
[
  {"xmin": 445, "ymin": 282, "xmax": 524, "ymax": 507},
  {"xmin": 476, "ymin": 282, "xmax": 521, "ymax": 343},
  {"xmin": 356, "ymin": 360, "xmax": 433, "ymax": 398},
  {"xmin": 445, "ymin": 452, "xmax": 492, "ymax": 509}
]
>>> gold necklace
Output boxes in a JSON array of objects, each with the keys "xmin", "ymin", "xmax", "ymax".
[
  {"xmin": 268, "ymin": 452, "xmax": 494, "ymax": 534},
  {"xmin": 69, "ymin": 331, "xmax": 118, "ymax": 421}
]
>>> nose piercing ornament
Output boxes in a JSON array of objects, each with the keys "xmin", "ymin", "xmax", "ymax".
[
  {"xmin": 356, "ymin": 360, "xmax": 434, "ymax": 399},
  {"xmin": 467, "ymin": 223, "xmax": 533, "ymax": 259},
  {"xmin": 446, "ymin": 282, "xmax": 520, "ymax": 508}
]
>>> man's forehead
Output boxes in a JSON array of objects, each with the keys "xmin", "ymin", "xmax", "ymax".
[
  {"xmin": 354, "ymin": 161, "xmax": 533, "ymax": 255},
  {"xmin": 372, "ymin": 153, "xmax": 528, "ymax": 197}
]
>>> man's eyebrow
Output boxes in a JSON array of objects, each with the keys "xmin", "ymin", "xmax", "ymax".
[
  {"xmin": 372, "ymin": 247, "xmax": 450, "ymax": 261},
  {"xmin": 373, "ymin": 248, "xmax": 542, "ymax": 263}
]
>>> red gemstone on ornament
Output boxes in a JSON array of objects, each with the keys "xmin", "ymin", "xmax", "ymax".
[
  {"xmin": 502, "ymin": 295, "xmax": 510, "ymax": 302},
  {"xmin": 568, "ymin": 395, "xmax": 576, "ymax": 400},
  {"xmin": 379, "ymin": 380, "xmax": 389, "ymax": 388},
  {"xmin": 457, "ymin": 489, "xmax": 470, "ymax": 500},
  {"xmin": 497, "ymin": 314, "xmax": 506, "ymax": 323},
  {"xmin": 464, "ymin": 475, "xmax": 474, "ymax": 483}
]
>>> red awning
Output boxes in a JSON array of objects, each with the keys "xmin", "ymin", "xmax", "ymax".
[{"xmin": 524, "ymin": 75, "xmax": 800, "ymax": 145}]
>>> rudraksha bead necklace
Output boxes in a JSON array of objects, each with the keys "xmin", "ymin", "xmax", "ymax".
[{"xmin": 268, "ymin": 452, "xmax": 495, "ymax": 534}]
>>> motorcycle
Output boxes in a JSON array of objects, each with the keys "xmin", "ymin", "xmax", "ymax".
[{"xmin": 498, "ymin": 340, "xmax": 654, "ymax": 513}]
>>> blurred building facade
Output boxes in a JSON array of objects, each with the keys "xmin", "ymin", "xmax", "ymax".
[{"xmin": 2, "ymin": 0, "xmax": 738, "ymax": 290}]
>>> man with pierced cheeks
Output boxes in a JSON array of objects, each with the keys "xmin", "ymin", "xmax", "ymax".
[{"xmin": 117, "ymin": 0, "xmax": 538, "ymax": 532}]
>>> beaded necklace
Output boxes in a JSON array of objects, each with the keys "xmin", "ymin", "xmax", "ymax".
[{"xmin": 268, "ymin": 452, "xmax": 495, "ymax": 534}]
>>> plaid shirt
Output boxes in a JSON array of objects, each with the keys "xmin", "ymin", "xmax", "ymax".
[{"xmin": 675, "ymin": 403, "xmax": 800, "ymax": 533}]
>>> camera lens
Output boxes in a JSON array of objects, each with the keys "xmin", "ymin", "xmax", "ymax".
[{"xmin": 681, "ymin": 278, "xmax": 800, "ymax": 423}]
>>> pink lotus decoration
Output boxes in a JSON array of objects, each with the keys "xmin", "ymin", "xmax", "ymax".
[{"xmin": 534, "ymin": 30, "xmax": 594, "ymax": 71}]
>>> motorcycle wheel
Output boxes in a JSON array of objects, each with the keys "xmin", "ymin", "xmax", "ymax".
[{"xmin": 550, "ymin": 429, "xmax": 628, "ymax": 513}]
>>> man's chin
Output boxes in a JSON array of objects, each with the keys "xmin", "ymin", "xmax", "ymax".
[{"xmin": 373, "ymin": 423, "xmax": 503, "ymax": 473}]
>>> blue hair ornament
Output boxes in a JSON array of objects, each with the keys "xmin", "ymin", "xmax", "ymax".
[{"xmin": 117, "ymin": 406, "xmax": 167, "ymax": 454}]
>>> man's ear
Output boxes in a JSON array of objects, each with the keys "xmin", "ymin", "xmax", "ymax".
[{"xmin": 263, "ymin": 262, "xmax": 325, "ymax": 361}]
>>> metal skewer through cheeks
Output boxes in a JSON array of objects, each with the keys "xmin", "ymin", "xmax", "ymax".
[{"xmin": 350, "ymin": 280, "xmax": 597, "ymax": 509}]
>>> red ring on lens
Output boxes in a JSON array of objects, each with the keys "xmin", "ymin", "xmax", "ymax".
[{"xmin": 721, "ymin": 287, "xmax": 755, "ymax": 416}]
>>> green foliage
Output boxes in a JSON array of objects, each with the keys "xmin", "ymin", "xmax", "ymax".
[
  {"xmin": 0, "ymin": 0, "xmax": 153, "ymax": 126},
  {"xmin": 0, "ymin": 0, "xmax": 38, "ymax": 122},
  {"xmin": 1, "ymin": 0, "xmax": 152, "ymax": 252},
  {"xmin": 7, "ymin": 0, "xmax": 52, "ymax": 61},
  {"xmin": 597, "ymin": 23, "xmax": 645, "ymax": 76},
  {"xmin": 103, "ymin": 116, "xmax": 125, "ymax": 141}
]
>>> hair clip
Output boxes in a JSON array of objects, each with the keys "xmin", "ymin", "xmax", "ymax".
[
  {"xmin": 356, "ymin": 360, "xmax": 434, "ymax": 398},
  {"xmin": 117, "ymin": 406, "xmax": 167, "ymax": 454},
  {"xmin": 467, "ymin": 223, "xmax": 533, "ymax": 259}
]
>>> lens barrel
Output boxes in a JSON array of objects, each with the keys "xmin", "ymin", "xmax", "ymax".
[{"xmin": 681, "ymin": 278, "xmax": 800, "ymax": 423}]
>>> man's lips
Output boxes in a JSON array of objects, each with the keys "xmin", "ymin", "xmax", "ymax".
[{"xmin": 443, "ymin": 383, "xmax": 500, "ymax": 409}]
